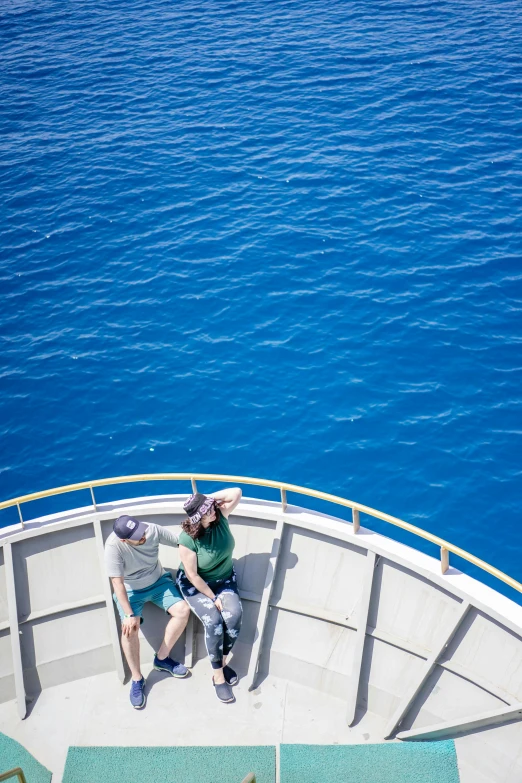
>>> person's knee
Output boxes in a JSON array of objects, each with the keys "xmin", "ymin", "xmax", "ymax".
[
  {"xmin": 169, "ymin": 600, "xmax": 190, "ymax": 620},
  {"xmin": 221, "ymin": 593, "xmax": 242, "ymax": 618},
  {"xmin": 222, "ymin": 609, "xmax": 242, "ymax": 629},
  {"xmin": 177, "ymin": 600, "xmax": 191, "ymax": 620},
  {"xmin": 220, "ymin": 590, "xmax": 238, "ymax": 606}
]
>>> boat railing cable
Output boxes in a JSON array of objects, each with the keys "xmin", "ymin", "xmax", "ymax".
[{"xmin": 0, "ymin": 472, "xmax": 520, "ymax": 595}]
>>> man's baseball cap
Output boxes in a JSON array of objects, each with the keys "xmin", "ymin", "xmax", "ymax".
[{"xmin": 113, "ymin": 514, "xmax": 148, "ymax": 541}]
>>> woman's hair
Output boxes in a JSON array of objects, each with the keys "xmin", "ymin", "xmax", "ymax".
[{"xmin": 181, "ymin": 503, "xmax": 222, "ymax": 540}]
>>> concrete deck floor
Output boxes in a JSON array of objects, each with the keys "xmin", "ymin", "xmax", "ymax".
[
  {"xmin": 0, "ymin": 659, "xmax": 386, "ymax": 782},
  {"xmin": 0, "ymin": 660, "xmax": 520, "ymax": 783}
]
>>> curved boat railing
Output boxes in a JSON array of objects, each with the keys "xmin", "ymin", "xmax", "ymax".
[{"xmin": 0, "ymin": 472, "xmax": 520, "ymax": 595}]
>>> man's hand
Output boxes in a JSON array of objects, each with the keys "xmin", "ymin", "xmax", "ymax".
[{"xmin": 122, "ymin": 616, "xmax": 140, "ymax": 636}]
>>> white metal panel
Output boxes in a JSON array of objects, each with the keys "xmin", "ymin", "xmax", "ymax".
[
  {"xmin": 455, "ymin": 718, "xmax": 522, "ymax": 783},
  {"xmin": 0, "ymin": 548, "xmax": 8, "ymax": 625},
  {"xmin": 0, "ymin": 630, "xmax": 14, "ymax": 703},
  {"xmin": 246, "ymin": 519, "xmax": 283, "ymax": 688},
  {"xmin": 270, "ymin": 524, "xmax": 368, "ymax": 619},
  {"xmin": 268, "ymin": 607, "xmax": 357, "ymax": 677},
  {"xmin": 24, "ymin": 645, "xmax": 115, "ymax": 696},
  {"xmin": 157, "ymin": 547, "xmax": 181, "ymax": 574},
  {"xmin": 224, "ymin": 600, "xmax": 262, "ymax": 674},
  {"xmin": 142, "ymin": 513, "xmax": 184, "ymax": 530},
  {"xmin": 404, "ymin": 667, "xmax": 505, "ymax": 732},
  {"xmin": 362, "ymin": 636, "xmax": 427, "ymax": 721},
  {"xmin": 267, "ymin": 650, "xmax": 351, "ymax": 700},
  {"xmin": 0, "ymin": 632, "xmax": 13, "ymax": 678},
  {"xmin": 384, "ymin": 601, "xmax": 470, "ymax": 737},
  {"xmin": 20, "ymin": 606, "xmax": 111, "ymax": 668},
  {"xmin": 93, "ymin": 519, "xmax": 125, "ymax": 683},
  {"xmin": 4, "ymin": 541, "xmax": 26, "ymax": 719},
  {"xmin": 399, "ymin": 703, "xmax": 522, "ymax": 740},
  {"xmin": 232, "ymin": 517, "xmax": 277, "ymax": 599},
  {"xmin": 347, "ymin": 550, "xmax": 377, "ymax": 725},
  {"xmin": 237, "ymin": 598, "xmax": 262, "ymax": 647},
  {"xmin": 13, "ymin": 526, "xmax": 101, "ymax": 619},
  {"xmin": 442, "ymin": 608, "xmax": 522, "ymax": 702},
  {"xmin": 368, "ymin": 558, "xmax": 464, "ymax": 655},
  {"xmin": 99, "ymin": 518, "xmax": 115, "ymax": 544}
]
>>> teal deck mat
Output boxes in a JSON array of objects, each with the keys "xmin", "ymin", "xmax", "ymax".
[
  {"xmin": 63, "ymin": 742, "xmax": 459, "ymax": 783},
  {"xmin": 0, "ymin": 732, "xmax": 51, "ymax": 783},
  {"xmin": 62, "ymin": 745, "xmax": 275, "ymax": 783},
  {"xmin": 280, "ymin": 742, "xmax": 460, "ymax": 783}
]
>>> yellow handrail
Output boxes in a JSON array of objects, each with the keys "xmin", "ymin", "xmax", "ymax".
[
  {"xmin": 239, "ymin": 775, "xmax": 256, "ymax": 783},
  {"xmin": 0, "ymin": 768, "xmax": 27, "ymax": 783},
  {"xmin": 0, "ymin": 472, "xmax": 520, "ymax": 594}
]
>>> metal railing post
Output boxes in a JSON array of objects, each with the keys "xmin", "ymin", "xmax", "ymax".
[
  {"xmin": 16, "ymin": 503, "xmax": 24, "ymax": 529},
  {"xmin": 281, "ymin": 488, "xmax": 287, "ymax": 512},
  {"xmin": 90, "ymin": 486, "xmax": 97, "ymax": 511},
  {"xmin": 0, "ymin": 473, "xmax": 520, "ymax": 595},
  {"xmin": 191, "ymin": 478, "xmax": 198, "ymax": 494}
]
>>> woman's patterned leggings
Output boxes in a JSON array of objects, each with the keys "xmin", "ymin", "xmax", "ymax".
[{"xmin": 176, "ymin": 569, "xmax": 243, "ymax": 670}]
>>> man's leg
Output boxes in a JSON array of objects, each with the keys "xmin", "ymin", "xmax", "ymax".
[
  {"xmin": 157, "ymin": 600, "xmax": 190, "ymax": 660},
  {"xmin": 121, "ymin": 624, "xmax": 142, "ymax": 681}
]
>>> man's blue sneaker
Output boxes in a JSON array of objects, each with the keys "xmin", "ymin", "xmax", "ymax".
[
  {"xmin": 153, "ymin": 654, "xmax": 189, "ymax": 678},
  {"xmin": 130, "ymin": 677, "xmax": 146, "ymax": 709}
]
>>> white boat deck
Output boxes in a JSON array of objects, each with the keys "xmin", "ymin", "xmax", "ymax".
[
  {"xmin": 1, "ymin": 495, "xmax": 522, "ymax": 783},
  {"xmin": 0, "ymin": 663, "xmax": 386, "ymax": 781},
  {"xmin": 1, "ymin": 661, "xmax": 520, "ymax": 783}
]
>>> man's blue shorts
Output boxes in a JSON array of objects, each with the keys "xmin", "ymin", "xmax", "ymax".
[{"xmin": 113, "ymin": 572, "xmax": 183, "ymax": 621}]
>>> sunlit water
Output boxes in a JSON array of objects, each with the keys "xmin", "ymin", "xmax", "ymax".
[{"xmin": 1, "ymin": 0, "xmax": 521, "ymax": 597}]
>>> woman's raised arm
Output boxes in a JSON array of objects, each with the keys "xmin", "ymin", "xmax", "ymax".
[{"xmin": 212, "ymin": 487, "xmax": 242, "ymax": 518}]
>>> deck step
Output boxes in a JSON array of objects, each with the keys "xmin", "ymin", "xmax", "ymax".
[
  {"xmin": 280, "ymin": 742, "xmax": 460, "ymax": 783},
  {"xmin": 62, "ymin": 742, "xmax": 460, "ymax": 783},
  {"xmin": 62, "ymin": 745, "xmax": 276, "ymax": 783},
  {"xmin": 0, "ymin": 732, "xmax": 51, "ymax": 783}
]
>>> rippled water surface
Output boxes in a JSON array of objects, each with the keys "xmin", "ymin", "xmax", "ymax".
[{"xmin": 1, "ymin": 0, "xmax": 521, "ymax": 596}]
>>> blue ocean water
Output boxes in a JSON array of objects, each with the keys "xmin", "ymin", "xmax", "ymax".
[{"xmin": 1, "ymin": 0, "xmax": 521, "ymax": 597}]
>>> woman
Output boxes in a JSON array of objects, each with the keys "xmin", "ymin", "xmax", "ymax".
[{"xmin": 176, "ymin": 487, "xmax": 243, "ymax": 703}]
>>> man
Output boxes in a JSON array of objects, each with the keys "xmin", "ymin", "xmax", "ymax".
[{"xmin": 104, "ymin": 513, "xmax": 190, "ymax": 709}]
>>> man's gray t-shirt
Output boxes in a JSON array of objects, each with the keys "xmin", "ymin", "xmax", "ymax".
[{"xmin": 104, "ymin": 523, "xmax": 180, "ymax": 591}]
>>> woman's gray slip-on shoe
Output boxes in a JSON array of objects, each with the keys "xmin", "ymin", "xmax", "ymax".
[
  {"xmin": 223, "ymin": 665, "xmax": 238, "ymax": 685},
  {"xmin": 212, "ymin": 677, "xmax": 235, "ymax": 703}
]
